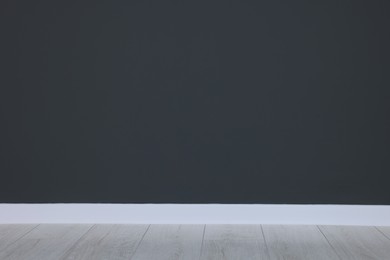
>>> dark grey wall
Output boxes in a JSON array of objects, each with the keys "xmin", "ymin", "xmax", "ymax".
[{"xmin": 1, "ymin": 1, "xmax": 389, "ymax": 204}]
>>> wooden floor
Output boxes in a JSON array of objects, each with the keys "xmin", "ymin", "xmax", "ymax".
[{"xmin": 0, "ymin": 224, "xmax": 390, "ymax": 259}]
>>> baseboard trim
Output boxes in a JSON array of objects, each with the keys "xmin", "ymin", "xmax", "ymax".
[{"xmin": 1, "ymin": 204, "xmax": 389, "ymax": 225}]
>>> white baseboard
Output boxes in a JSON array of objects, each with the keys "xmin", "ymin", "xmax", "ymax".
[{"xmin": 1, "ymin": 204, "xmax": 389, "ymax": 226}]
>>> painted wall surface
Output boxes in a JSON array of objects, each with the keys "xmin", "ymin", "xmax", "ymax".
[{"xmin": 1, "ymin": 1, "xmax": 389, "ymax": 203}]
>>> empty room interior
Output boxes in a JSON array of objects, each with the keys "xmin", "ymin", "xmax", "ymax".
[{"xmin": 1, "ymin": 0, "xmax": 390, "ymax": 259}]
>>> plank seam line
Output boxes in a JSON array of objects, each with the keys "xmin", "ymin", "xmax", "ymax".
[
  {"xmin": 198, "ymin": 224, "xmax": 206, "ymax": 260},
  {"xmin": 316, "ymin": 226, "xmax": 342, "ymax": 260},
  {"xmin": 374, "ymin": 227, "xmax": 390, "ymax": 241},
  {"xmin": 260, "ymin": 225, "xmax": 271, "ymax": 260},
  {"xmin": 0, "ymin": 224, "xmax": 40, "ymax": 257},
  {"xmin": 59, "ymin": 224, "xmax": 96, "ymax": 260},
  {"xmin": 129, "ymin": 224, "xmax": 150, "ymax": 260}
]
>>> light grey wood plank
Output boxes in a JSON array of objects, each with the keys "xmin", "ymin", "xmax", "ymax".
[
  {"xmin": 262, "ymin": 225, "xmax": 339, "ymax": 260},
  {"xmin": 131, "ymin": 224, "xmax": 204, "ymax": 260},
  {"xmin": 319, "ymin": 225, "xmax": 390, "ymax": 259},
  {"xmin": 376, "ymin": 226, "xmax": 390, "ymax": 241},
  {"xmin": 61, "ymin": 224, "xmax": 148, "ymax": 260},
  {"xmin": 200, "ymin": 224, "xmax": 268, "ymax": 260},
  {"xmin": 0, "ymin": 224, "xmax": 38, "ymax": 252},
  {"xmin": 0, "ymin": 224, "xmax": 93, "ymax": 260}
]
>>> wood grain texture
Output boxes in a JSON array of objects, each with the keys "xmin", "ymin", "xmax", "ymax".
[
  {"xmin": 200, "ymin": 224, "xmax": 268, "ymax": 260},
  {"xmin": 1, "ymin": 224, "xmax": 389, "ymax": 260},
  {"xmin": 60, "ymin": 224, "xmax": 148, "ymax": 260},
  {"xmin": 262, "ymin": 225, "xmax": 339, "ymax": 260},
  {"xmin": 0, "ymin": 224, "xmax": 92, "ymax": 260},
  {"xmin": 319, "ymin": 225, "xmax": 390, "ymax": 259},
  {"xmin": 131, "ymin": 224, "xmax": 204, "ymax": 260},
  {"xmin": 0, "ymin": 224, "xmax": 38, "ymax": 252}
]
